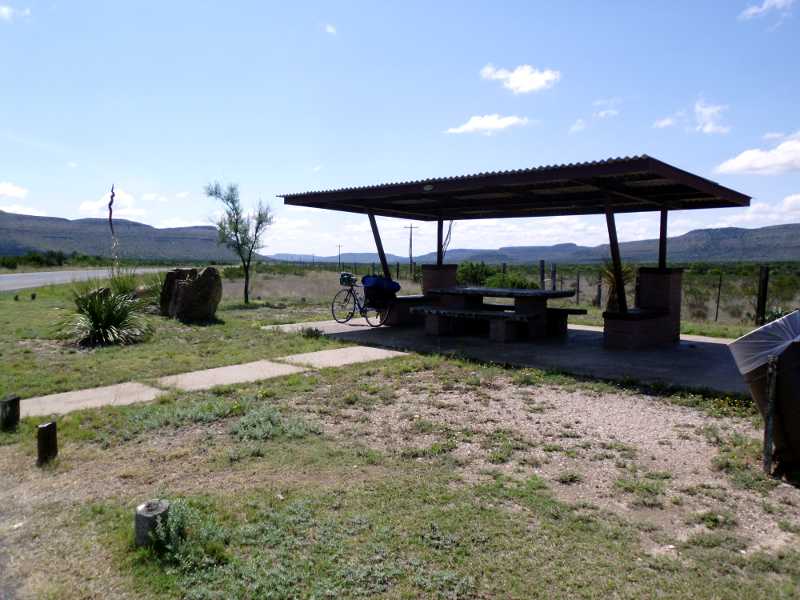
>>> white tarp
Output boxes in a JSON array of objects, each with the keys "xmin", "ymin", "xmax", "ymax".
[{"xmin": 729, "ymin": 310, "xmax": 800, "ymax": 375}]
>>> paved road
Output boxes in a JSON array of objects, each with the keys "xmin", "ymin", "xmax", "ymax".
[{"xmin": 0, "ymin": 268, "xmax": 166, "ymax": 292}]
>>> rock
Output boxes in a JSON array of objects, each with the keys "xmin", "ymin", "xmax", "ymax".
[
  {"xmin": 159, "ymin": 268, "xmax": 197, "ymax": 316},
  {"xmin": 160, "ymin": 267, "xmax": 222, "ymax": 322}
]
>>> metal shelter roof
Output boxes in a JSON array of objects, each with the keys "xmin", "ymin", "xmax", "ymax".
[{"xmin": 280, "ymin": 155, "xmax": 750, "ymax": 221}]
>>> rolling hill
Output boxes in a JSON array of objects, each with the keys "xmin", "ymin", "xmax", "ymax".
[
  {"xmin": 0, "ymin": 211, "xmax": 239, "ymax": 262},
  {"xmin": 272, "ymin": 224, "xmax": 800, "ymax": 265},
  {"xmin": 3, "ymin": 210, "xmax": 799, "ymax": 264}
]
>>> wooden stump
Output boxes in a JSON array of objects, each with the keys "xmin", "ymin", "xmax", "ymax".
[
  {"xmin": 37, "ymin": 421, "xmax": 58, "ymax": 466},
  {"xmin": 135, "ymin": 499, "xmax": 171, "ymax": 547},
  {"xmin": 1, "ymin": 395, "xmax": 20, "ymax": 431}
]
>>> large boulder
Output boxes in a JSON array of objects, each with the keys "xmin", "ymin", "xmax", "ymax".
[
  {"xmin": 160, "ymin": 267, "xmax": 222, "ymax": 322},
  {"xmin": 159, "ymin": 268, "xmax": 197, "ymax": 316}
]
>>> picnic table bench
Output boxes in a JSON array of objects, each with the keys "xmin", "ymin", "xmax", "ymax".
[{"xmin": 411, "ymin": 287, "xmax": 584, "ymax": 342}]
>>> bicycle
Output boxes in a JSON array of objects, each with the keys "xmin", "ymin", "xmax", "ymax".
[{"xmin": 331, "ymin": 272, "xmax": 392, "ymax": 327}]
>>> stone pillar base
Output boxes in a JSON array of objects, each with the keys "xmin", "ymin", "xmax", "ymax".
[{"xmin": 422, "ymin": 264, "xmax": 458, "ymax": 295}]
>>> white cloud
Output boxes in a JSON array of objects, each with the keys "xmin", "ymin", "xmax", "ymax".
[
  {"xmin": 79, "ymin": 188, "xmax": 147, "ymax": 219},
  {"xmin": 593, "ymin": 108, "xmax": 619, "ymax": 119},
  {"xmin": 175, "ymin": 191, "xmax": 190, "ymax": 199},
  {"xmin": 446, "ymin": 114, "xmax": 528, "ymax": 135},
  {"xmin": 716, "ymin": 132, "xmax": 800, "ymax": 175},
  {"xmin": 568, "ymin": 118, "xmax": 586, "ymax": 134},
  {"xmin": 0, "ymin": 181, "xmax": 29, "ymax": 199},
  {"xmin": 66, "ymin": 161, "xmax": 78, "ymax": 168},
  {"xmin": 0, "ymin": 203, "xmax": 46, "ymax": 216},
  {"xmin": 739, "ymin": 0, "xmax": 794, "ymax": 19},
  {"xmin": 312, "ymin": 165, "xmax": 322, "ymax": 172},
  {"xmin": 763, "ymin": 131, "xmax": 785, "ymax": 140},
  {"xmin": 324, "ymin": 23, "xmax": 336, "ymax": 34},
  {"xmin": 653, "ymin": 116, "xmax": 676, "ymax": 129},
  {"xmin": 142, "ymin": 192, "xmax": 170, "ymax": 203},
  {"xmin": 694, "ymin": 99, "xmax": 730, "ymax": 134},
  {"xmin": 480, "ymin": 63, "xmax": 560, "ymax": 94},
  {"xmin": 713, "ymin": 194, "xmax": 800, "ymax": 228},
  {"xmin": 0, "ymin": 4, "xmax": 30, "ymax": 22}
]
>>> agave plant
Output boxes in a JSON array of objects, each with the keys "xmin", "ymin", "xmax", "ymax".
[
  {"xmin": 61, "ymin": 287, "xmax": 152, "ymax": 346},
  {"xmin": 599, "ymin": 260, "xmax": 635, "ymax": 312}
]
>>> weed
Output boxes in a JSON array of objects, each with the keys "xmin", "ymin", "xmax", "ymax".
[{"xmin": 556, "ymin": 471, "xmax": 584, "ymax": 485}]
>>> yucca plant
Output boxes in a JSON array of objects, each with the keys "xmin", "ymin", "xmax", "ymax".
[
  {"xmin": 599, "ymin": 260, "xmax": 635, "ymax": 312},
  {"xmin": 61, "ymin": 287, "xmax": 152, "ymax": 346}
]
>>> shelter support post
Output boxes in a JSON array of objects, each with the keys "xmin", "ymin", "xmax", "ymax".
[
  {"xmin": 368, "ymin": 212, "xmax": 392, "ymax": 279},
  {"xmin": 658, "ymin": 209, "xmax": 668, "ymax": 270},
  {"xmin": 605, "ymin": 207, "xmax": 628, "ymax": 314},
  {"xmin": 436, "ymin": 219, "xmax": 444, "ymax": 266}
]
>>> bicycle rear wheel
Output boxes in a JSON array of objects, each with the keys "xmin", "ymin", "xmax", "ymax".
[
  {"xmin": 331, "ymin": 289, "xmax": 355, "ymax": 323},
  {"xmin": 364, "ymin": 304, "xmax": 391, "ymax": 328}
]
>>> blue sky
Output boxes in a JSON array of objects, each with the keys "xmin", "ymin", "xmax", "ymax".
[{"xmin": 1, "ymin": 0, "xmax": 799, "ymax": 257}]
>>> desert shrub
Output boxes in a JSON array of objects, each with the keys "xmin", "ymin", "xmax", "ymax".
[
  {"xmin": 484, "ymin": 271, "xmax": 538, "ymax": 289},
  {"xmin": 457, "ymin": 261, "xmax": 498, "ymax": 286},
  {"xmin": 60, "ymin": 287, "xmax": 152, "ymax": 346},
  {"xmin": 222, "ymin": 265, "xmax": 245, "ymax": 279}
]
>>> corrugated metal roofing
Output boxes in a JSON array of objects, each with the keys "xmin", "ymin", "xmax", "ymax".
[{"xmin": 280, "ymin": 155, "xmax": 750, "ymax": 221}]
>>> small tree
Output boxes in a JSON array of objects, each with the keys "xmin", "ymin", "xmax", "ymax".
[{"xmin": 206, "ymin": 181, "xmax": 273, "ymax": 304}]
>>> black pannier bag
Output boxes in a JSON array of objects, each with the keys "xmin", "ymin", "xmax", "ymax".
[{"xmin": 362, "ymin": 275, "xmax": 401, "ymax": 309}]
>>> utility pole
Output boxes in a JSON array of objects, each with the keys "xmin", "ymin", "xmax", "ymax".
[
  {"xmin": 403, "ymin": 225, "xmax": 419, "ymax": 272},
  {"xmin": 337, "ymin": 245, "xmax": 342, "ymax": 270}
]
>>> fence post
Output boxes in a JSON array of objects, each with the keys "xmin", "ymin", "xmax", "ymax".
[
  {"xmin": 576, "ymin": 271, "xmax": 581, "ymax": 305},
  {"xmin": 539, "ymin": 260, "xmax": 545, "ymax": 289},
  {"xmin": 396, "ymin": 262, "xmax": 400, "ymax": 280},
  {"xmin": 756, "ymin": 265, "xmax": 770, "ymax": 325},
  {"xmin": 502, "ymin": 262, "xmax": 507, "ymax": 274},
  {"xmin": 715, "ymin": 272, "xmax": 723, "ymax": 322},
  {"xmin": 551, "ymin": 264, "xmax": 557, "ymax": 291}
]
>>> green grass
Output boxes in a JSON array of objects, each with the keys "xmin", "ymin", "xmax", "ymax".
[
  {"xmin": 0, "ymin": 283, "xmax": 339, "ymax": 398},
  {"xmin": 4, "ymin": 351, "xmax": 799, "ymax": 598},
  {"xmin": 80, "ymin": 466, "xmax": 800, "ymax": 599}
]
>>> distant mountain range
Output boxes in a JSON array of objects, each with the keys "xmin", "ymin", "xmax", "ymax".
[
  {"xmin": 2, "ymin": 210, "xmax": 799, "ymax": 264},
  {"xmin": 0, "ymin": 211, "xmax": 240, "ymax": 262},
  {"xmin": 272, "ymin": 223, "xmax": 800, "ymax": 265}
]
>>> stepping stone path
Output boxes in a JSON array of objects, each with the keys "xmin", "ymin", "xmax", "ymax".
[
  {"xmin": 21, "ymin": 382, "xmax": 162, "ymax": 418},
  {"xmin": 17, "ymin": 346, "xmax": 407, "ymax": 417},
  {"xmin": 158, "ymin": 360, "xmax": 305, "ymax": 391},
  {"xmin": 281, "ymin": 346, "xmax": 406, "ymax": 369}
]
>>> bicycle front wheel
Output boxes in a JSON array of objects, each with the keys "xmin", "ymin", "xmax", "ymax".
[
  {"xmin": 331, "ymin": 289, "xmax": 355, "ymax": 323},
  {"xmin": 364, "ymin": 304, "xmax": 391, "ymax": 328}
]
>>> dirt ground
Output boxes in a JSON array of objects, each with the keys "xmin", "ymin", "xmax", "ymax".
[
  {"xmin": 1, "ymin": 364, "xmax": 798, "ymax": 598},
  {"xmin": 291, "ymin": 371, "xmax": 800, "ymax": 555}
]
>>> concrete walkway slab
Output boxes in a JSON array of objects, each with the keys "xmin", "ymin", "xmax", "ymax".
[
  {"xmin": 21, "ymin": 382, "xmax": 162, "ymax": 418},
  {"xmin": 266, "ymin": 318, "xmax": 371, "ymax": 335},
  {"xmin": 280, "ymin": 346, "xmax": 407, "ymax": 369},
  {"xmin": 157, "ymin": 360, "xmax": 306, "ymax": 391}
]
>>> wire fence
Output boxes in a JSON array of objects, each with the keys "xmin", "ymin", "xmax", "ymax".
[{"xmin": 258, "ymin": 259, "xmax": 800, "ymax": 327}]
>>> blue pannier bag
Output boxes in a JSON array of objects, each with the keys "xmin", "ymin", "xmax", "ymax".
[{"xmin": 362, "ymin": 275, "xmax": 401, "ymax": 309}]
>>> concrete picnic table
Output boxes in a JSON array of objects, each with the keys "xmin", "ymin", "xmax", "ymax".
[{"xmin": 426, "ymin": 286, "xmax": 575, "ymax": 313}]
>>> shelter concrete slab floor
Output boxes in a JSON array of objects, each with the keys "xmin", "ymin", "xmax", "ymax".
[{"xmin": 276, "ymin": 320, "xmax": 747, "ymax": 396}]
